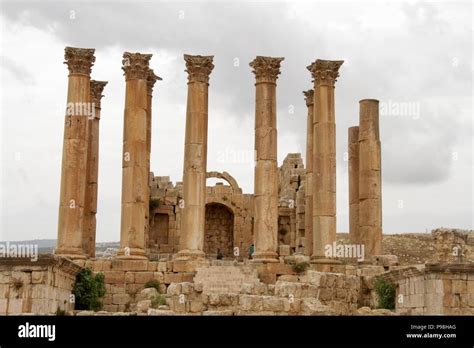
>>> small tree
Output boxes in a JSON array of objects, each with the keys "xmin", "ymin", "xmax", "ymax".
[
  {"xmin": 72, "ymin": 268, "xmax": 106, "ymax": 311},
  {"xmin": 374, "ymin": 278, "xmax": 396, "ymax": 310}
]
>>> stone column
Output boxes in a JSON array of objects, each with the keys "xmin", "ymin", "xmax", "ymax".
[
  {"xmin": 307, "ymin": 59, "xmax": 343, "ymax": 263},
  {"xmin": 83, "ymin": 80, "xmax": 107, "ymax": 258},
  {"xmin": 118, "ymin": 52, "xmax": 152, "ymax": 259},
  {"xmin": 358, "ymin": 99, "xmax": 382, "ymax": 259},
  {"xmin": 145, "ymin": 70, "xmax": 161, "ymax": 251},
  {"xmin": 250, "ymin": 56, "xmax": 284, "ymax": 263},
  {"xmin": 348, "ymin": 126, "xmax": 360, "ymax": 245},
  {"xmin": 303, "ymin": 89, "xmax": 314, "ymax": 257},
  {"xmin": 56, "ymin": 47, "xmax": 95, "ymax": 260},
  {"xmin": 177, "ymin": 54, "xmax": 214, "ymax": 259}
]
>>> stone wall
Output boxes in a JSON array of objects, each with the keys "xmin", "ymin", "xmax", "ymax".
[
  {"xmin": 393, "ymin": 263, "xmax": 474, "ymax": 315},
  {"xmin": 149, "ymin": 270, "xmax": 360, "ymax": 316},
  {"xmin": 0, "ymin": 255, "xmax": 81, "ymax": 314},
  {"xmin": 278, "ymin": 153, "xmax": 306, "ymax": 253},
  {"xmin": 149, "ymin": 173, "xmax": 254, "ymax": 259}
]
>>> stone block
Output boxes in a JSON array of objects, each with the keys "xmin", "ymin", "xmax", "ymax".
[
  {"xmin": 104, "ymin": 271, "xmax": 125, "ymax": 284},
  {"xmin": 134, "ymin": 272, "xmax": 154, "ymax": 284},
  {"xmin": 137, "ymin": 300, "xmax": 151, "ymax": 313},
  {"xmin": 164, "ymin": 273, "xmax": 183, "ymax": 284},
  {"xmin": 190, "ymin": 300, "xmax": 203, "ymax": 313},
  {"xmin": 278, "ymin": 245, "xmax": 290, "ymax": 256},
  {"xmin": 157, "ymin": 262, "xmax": 167, "ymax": 272},
  {"xmin": 259, "ymin": 273, "xmax": 276, "ymax": 284},
  {"xmin": 239, "ymin": 295, "xmax": 263, "ymax": 311},
  {"xmin": 112, "ymin": 293, "xmax": 130, "ymax": 305},
  {"xmin": 167, "ymin": 283, "xmax": 182, "ymax": 296},
  {"xmin": 262, "ymin": 296, "xmax": 284, "ymax": 312},
  {"xmin": 31, "ymin": 271, "xmax": 45, "ymax": 284}
]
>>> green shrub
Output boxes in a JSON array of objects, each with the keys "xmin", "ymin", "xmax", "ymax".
[
  {"xmin": 292, "ymin": 262, "xmax": 310, "ymax": 274},
  {"xmin": 144, "ymin": 279, "xmax": 160, "ymax": 291},
  {"xmin": 374, "ymin": 278, "xmax": 396, "ymax": 310},
  {"xmin": 72, "ymin": 268, "xmax": 106, "ymax": 311},
  {"xmin": 55, "ymin": 307, "xmax": 66, "ymax": 316},
  {"xmin": 151, "ymin": 294, "xmax": 167, "ymax": 308}
]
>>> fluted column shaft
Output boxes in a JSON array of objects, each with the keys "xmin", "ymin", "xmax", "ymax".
[
  {"xmin": 56, "ymin": 47, "xmax": 95, "ymax": 260},
  {"xmin": 177, "ymin": 54, "xmax": 214, "ymax": 259},
  {"xmin": 358, "ymin": 99, "xmax": 382, "ymax": 258},
  {"xmin": 304, "ymin": 89, "xmax": 314, "ymax": 256},
  {"xmin": 307, "ymin": 59, "xmax": 343, "ymax": 263},
  {"xmin": 145, "ymin": 70, "xmax": 161, "ymax": 251},
  {"xmin": 83, "ymin": 80, "xmax": 107, "ymax": 257},
  {"xmin": 250, "ymin": 56, "xmax": 284, "ymax": 263},
  {"xmin": 118, "ymin": 52, "xmax": 152, "ymax": 259},
  {"xmin": 348, "ymin": 126, "xmax": 360, "ymax": 245}
]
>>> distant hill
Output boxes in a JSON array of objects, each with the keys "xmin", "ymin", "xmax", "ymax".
[{"xmin": 0, "ymin": 239, "xmax": 119, "ymax": 254}]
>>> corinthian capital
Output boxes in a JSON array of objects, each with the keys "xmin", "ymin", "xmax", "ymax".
[
  {"xmin": 122, "ymin": 52, "xmax": 152, "ymax": 80},
  {"xmin": 303, "ymin": 89, "xmax": 314, "ymax": 107},
  {"xmin": 249, "ymin": 56, "xmax": 284, "ymax": 83},
  {"xmin": 90, "ymin": 80, "xmax": 108, "ymax": 109},
  {"xmin": 147, "ymin": 69, "xmax": 162, "ymax": 96},
  {"xmin": 64, "ymin": 47, "xmax": 95, "ymax": 76},
  {"xmin": 184, "ymin": 54, "xmax": 214, "ymax": 84},
  {"xmin": 307, "ymin": 59, "xmax": 344, "ymax": 86}
]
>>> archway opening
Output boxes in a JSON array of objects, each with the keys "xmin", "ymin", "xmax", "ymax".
[{"xmin": 204, "ymin": 203, "xmax": 234, "ymax": 258}]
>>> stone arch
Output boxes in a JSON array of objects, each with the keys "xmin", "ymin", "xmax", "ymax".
[{"xmin": 206, "ymin": 171, "xmax": 242, "ymax": 194}]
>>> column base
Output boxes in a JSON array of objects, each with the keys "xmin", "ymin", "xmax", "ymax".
[
  {"xmin": 116, "ymin": 247, "xmax": 148, "ymax": 260},
  {"xmin": 175, "ymin": 249, "xmax": 205, "ymax": 261},
  {"xmin": 252, "ymin": 251, "xmax": 279, "ymax": 263},
  {"xmin": 54, "ymin": 247, "xmax": 87, "ymax": 260}
]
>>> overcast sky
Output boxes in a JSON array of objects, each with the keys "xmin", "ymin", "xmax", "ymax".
[{"xmin": 0, "ymin": 0, "xmax": 472, "ymax": 242}]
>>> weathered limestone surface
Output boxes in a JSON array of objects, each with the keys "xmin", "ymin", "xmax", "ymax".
[
  {"xmin": 432, "ymin": 228, "xmax": 470, "ymax": 263},
  {"xmin": 307, "ymin": 59, "xmax": 343, "ymax": 263},
  {"xmin": 56, "ymin": 47, "xmax": 95, "ymax": 260},
  {"xmin": 385, "ymin": 263, "xmax": 474, "ymax": 315},
  {"xmin": 348, "ymin": 126, "xmax": 360, "ymax": 245},
  {"xmin": 83, "ymin": 80, "xmax": 107, "ymax": 258},
  {"xmin": 118, "ymin": 52, "xmax": 152, "ymax": 259},
  {"xmin": 250, "ymin": 56, "xmax": 284, "ymax": 263},
  {"xmin": 358, "ymin": 99, "xmax": 382, "ymax": 258},
  {"xmin": 304, "ymin": 90, "xmax": 314, "ymax": 256},
  {"xmin": 0, "ymin": 256, "xmax": 81, "ymax": 314},
  {"xmin": 178, "ymin": 55, "xmax": 214, "ymax": 259},
  {"xmin": 144, "ymin": 70, "xmax": 161, "ymax": 255},
  {"xmin": 278, "ymin": 154, "xmax": 305, "ymax": 254}
]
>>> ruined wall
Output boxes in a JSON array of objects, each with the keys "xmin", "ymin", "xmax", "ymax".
[
  {"xmin": 0, "ymin": 256, "xmax": 81, "ymax": 314},
  {"xmin": 278, "ymin": 153, "xmax": 306, "ymax": 253},
  {"xmin": 382, "ymin": 264, "xmax": 474, "ymax": 315}
]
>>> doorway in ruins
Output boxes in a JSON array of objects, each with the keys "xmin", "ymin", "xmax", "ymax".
[{"xmin": 204, "ymin": 203, "xmax": 234, "ymax": 258}]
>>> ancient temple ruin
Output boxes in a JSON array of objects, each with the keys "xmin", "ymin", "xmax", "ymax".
[
  {"xmin": 1, "ymin": 47, "xmax": 471, "ymax": 316},
  {"xmin": 55, "ymin": 48, "xmax": 384, "ymax": 265}
]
